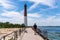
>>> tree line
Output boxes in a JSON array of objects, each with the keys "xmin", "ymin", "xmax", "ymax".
[{"xmin": 0, "ymin": 22, "xmax": 25, "ymax": 28}]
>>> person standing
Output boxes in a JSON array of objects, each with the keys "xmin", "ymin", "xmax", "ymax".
[{"xmin": 33, "ymin": 23, "xmax": 37, "ymax": 35}]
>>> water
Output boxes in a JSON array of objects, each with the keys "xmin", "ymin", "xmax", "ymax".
[{"xmin": 38, "ymin": 26, "xmax": 60, "ymax": 40}]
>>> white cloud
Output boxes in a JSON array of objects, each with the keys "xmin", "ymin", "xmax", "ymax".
[
  {"xmin": 0, "ymin": 10, "xmax": 42, "ymax": 25},
  {"xmin": 0, "ymin": 10, "xmax": 24, "ymax": 24},
  {"xmin": 0, "ymin": 0, "xmax": 23, "ymax": 24},
  {"xmin": 28, "ymin": 3, "xmax": 39, "ymax": 11},
  {"xmin": 39, "ymin": 6, "xmax": 58, "ymax": 12},
  {"xmin": 0, "ymin": 0, "xmax": 60, "ymax": 26},
  {"xmin": 0, "ymin": 0, "xmax": 16, "ymax": 9},
  {"xmin": 38, "ymin": 15, "xmax": 60, "ymax": 26},
  {"xmin": 0, "ymin": 10, "xmax": 60, "ymax": 26},
  {"xmin": 21, "ymin": 0, "xmax": 56, "ymax": 11},
  {"xmin": 1, "ymin": 11, "xmax": 23, "ymax": 18},
  {"xmin": 28, "ymin": 13, "xmax": 42, "ymax": 18},
  {"xmin": 27, "ymin": 13, "xmax": 42, "ymax": 26},
  {"xmin": 28, "ymin": 14, "xmax": 60, "ymax": 26},
  {"xmin": 45, "ymin": 16, "xmax": 56, "ymax": 23}
]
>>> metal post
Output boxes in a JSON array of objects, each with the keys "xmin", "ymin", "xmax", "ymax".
[
  {"xmin": 0, "ymin": 39, "xmax": 1, "ymax": 40},
  {"xmin": 3, "ymin": 36, "xmax": 5, "ymax": 40},
  {"xmin": 14, "ymin": 31, "xmax": 18, "ymax": 40},
  {"xmin": 19, "ymin": 29, "xmax": 21, "ymax": 36}
]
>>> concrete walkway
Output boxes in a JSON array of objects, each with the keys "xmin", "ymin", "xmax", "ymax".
[{"xmin": 20, "ymin": 28, "xmax": 44, "ymax": 40}]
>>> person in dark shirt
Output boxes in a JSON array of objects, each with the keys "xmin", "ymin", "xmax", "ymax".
[{"xmin": 33, "ymin": 23, "xmax": 37, "ymax": 35}]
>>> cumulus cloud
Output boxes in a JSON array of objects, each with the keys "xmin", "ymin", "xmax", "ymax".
[
  {"xmin": 27, "ymin": 14, "xmax": 60, "ymax": 26},
  {"xmin": 0, "ymin": 0, "xmax": 60, "ymax": 26},
  {"xmin": 38, "ymin": 15, "xmax": 60, "ymax": 26},
  {"xmin": 0, "ymin": 10, "xmax": 60, "ymax": 26},
  {"xmin": 0, "ymin": 10, "xmax": 24, "ymax": 24},
  {"xmin": 0, "ymin": 0, "xmax": 23, "ymax": 24},
  {"xmin": 28, "ymin": 13, "xmax": 42, "ymax": 18},
  {"xmin": 1, "ymin": 11, "xmax": 23, "ymax": 18}
]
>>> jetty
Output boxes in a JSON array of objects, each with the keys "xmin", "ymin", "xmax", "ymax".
[
  {"xmin": 18, "ymin": 28, "xmax": 44, "ymax": 40},
  {"xmin": 0, "ymin": 27, "xmax": 49, "ymax": 40}
]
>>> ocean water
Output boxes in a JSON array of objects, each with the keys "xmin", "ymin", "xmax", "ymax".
[{"xmin": 38, "ymin": 26, "xmax": 60, "ymax": 40}]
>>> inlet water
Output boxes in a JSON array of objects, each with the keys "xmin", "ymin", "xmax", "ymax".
[{"xmin": 38, "ymin": 26, "xmax": 60, "ymax": 40}]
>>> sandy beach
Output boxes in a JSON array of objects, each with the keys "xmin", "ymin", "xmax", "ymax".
[
  {"xmin": 0, "ymin": 28, "xmax": 20, "ymax": 40},
  {"xmin": 0, "ymin": 28, "xmax": 20, "ymax": 34}
]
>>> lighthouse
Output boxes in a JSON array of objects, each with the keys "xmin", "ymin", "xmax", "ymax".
[{"xmin": 24, "ymin": 4, "xmax": 27, "ymax": 26}]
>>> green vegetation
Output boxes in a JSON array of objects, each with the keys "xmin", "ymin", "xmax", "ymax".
[{"xmin": 0, "ymin": 22, "xmax": 25, "ymax": 28}]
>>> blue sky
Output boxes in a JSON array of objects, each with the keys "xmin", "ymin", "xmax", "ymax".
[{"xmin": 0, "ymin": 0, "xmax": 60, "ymax": 26}]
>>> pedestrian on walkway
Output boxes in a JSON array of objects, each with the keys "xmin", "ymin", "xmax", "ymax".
[{"xmin": 33, "ymin": 23, "xmax": 37, "ymax": 35}]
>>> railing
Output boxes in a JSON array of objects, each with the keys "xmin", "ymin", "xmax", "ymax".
[
  {"xmin": 32, "ymin": 28, "xmax": 49, "ymax": 40},
  {"xmin": 0, "ymin": 28, "xmax": 26, "ymax": 40},
  {"xmin": 38, "ymin": 29, "xmax": 49, "ymax": 40}
]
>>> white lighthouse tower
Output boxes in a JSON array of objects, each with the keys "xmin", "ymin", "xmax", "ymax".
[{"xmin": 24, "ymin": 4, "xmax": 27, "ymax": 26}]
